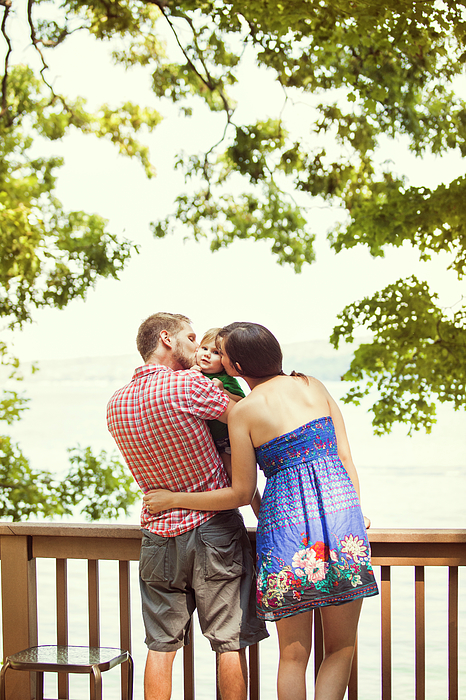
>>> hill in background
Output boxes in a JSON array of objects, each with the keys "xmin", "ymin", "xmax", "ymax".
[{"xmin": 16, "ymin": 338, "xmax": 359, "ymax": 384}]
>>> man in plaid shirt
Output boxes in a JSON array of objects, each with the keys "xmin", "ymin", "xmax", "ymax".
[{"xmin": 107, "ymin": 313, "xmax": 268, "ymax": 700}]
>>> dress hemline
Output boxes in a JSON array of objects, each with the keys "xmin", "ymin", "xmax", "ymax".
[{"xmin": 257, "ymin": 582, "xmax": 379, "ymax": 621}]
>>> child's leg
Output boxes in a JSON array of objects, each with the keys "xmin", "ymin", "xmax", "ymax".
[
  {"xmin": 220, "ymin": 451, "xmax": 232, "ymax": 480},
  {"xmin": 275, "ymin": 611, "xmax": 312, "ymax": 700}
]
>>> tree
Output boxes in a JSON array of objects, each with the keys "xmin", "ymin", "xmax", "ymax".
[
  {"xmin": 1, "ymin": 0, "xmax": 465, "ymax": 448},
  {"xmin": 0, "ymin": 0, "xmax": 162, "ymax": 518}
]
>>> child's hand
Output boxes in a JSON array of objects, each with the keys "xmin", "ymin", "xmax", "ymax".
[
  {"xmin": 212, "ymin": 378, "xmax": 224, "ymax": 390},
  {"xmin": 191, "ymin": 364, "xmax": 202, "ymax": 373}
]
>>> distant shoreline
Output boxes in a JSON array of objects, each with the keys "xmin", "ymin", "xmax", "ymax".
[{"xmin": 11, "ymin": 338, "xmax": 361, "ymax": 384}]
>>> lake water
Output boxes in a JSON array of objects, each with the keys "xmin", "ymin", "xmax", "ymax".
[{"xmin": 2, "ymin": 374, "xmax": 466, "ymax": 698}]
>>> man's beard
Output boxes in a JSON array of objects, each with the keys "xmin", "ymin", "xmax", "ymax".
[{"xmin": 172, "ymin": 340, "xmax": 194, "ymax": 370}]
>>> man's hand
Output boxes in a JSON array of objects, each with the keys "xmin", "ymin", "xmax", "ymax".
[{"xmin": 143, "ymin": 489, "xmax": 176, "ymax": 514}]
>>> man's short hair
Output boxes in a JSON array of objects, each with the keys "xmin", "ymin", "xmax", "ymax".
[{"xmin": 137, "ymin": 313, "xmax": 191, "ymax": 361}]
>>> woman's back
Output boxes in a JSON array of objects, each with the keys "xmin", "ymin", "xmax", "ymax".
[{"xmin": 238, "ymin": 374, "xmax": 335, "ymax": 449}]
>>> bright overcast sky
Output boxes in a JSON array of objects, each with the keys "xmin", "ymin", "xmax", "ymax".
[{"xmin": 6, "ymin": 14, "xmax": 466, "ymax": 362}]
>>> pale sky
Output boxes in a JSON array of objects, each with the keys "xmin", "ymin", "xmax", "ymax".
[{"xmin": 5, "ymin": 13, "xmax": 466, "ymax": 362}]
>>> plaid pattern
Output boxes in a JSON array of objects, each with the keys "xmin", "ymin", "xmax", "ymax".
[{"xmin": 107, "ymin": 364, "xmax": 230, "ymax": 536}]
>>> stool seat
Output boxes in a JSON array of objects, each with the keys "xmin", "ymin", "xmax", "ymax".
[{"xmin": 0, "ymin": 645, "xmax": 133, "ymax": 700}]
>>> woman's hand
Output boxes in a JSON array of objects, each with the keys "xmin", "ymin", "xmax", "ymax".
[
  {"xmin": 364, "ymin": 515, "xmax": 371, "ymax": 529},
  {"xmin": 143, "ymin": 489, "xmax": 175, "ymax": 514}
]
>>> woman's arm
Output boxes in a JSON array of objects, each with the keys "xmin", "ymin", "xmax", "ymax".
[
  {"xmin": 324, "ymin": 387, "xmax": 360, "ymax": 499},
  {"xmin": 143, "ymin": 403, "xmax": 257, "ymax": 513},
  {"xmin": 325, "ymin": 386, "xmax": 371, "ymax": 527}
]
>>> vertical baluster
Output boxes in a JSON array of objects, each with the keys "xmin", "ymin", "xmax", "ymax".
[
  {"xmin": 119, "ymin": 561, "xmax": 131, "ymax": 700},
  {"xmin": 381, "ymin": 566, "xmax": 391, "ymax": 700},
  {"xmin": 56, "ymin": 559, "xmax": 69, "ymax": 700},
  {"xmin": 249, "ymin": 643, "xmax": 260, "ymax": 700},
  {"xmin": 183, "ymin": 633, "xmax": 194, "ymax": 700},
  {"xmin": 88, "ymin": 560, "xmax": 100, "ymax": 699},
  {"xmin": 0, "ymin": 534, "xmax": 38, "ymax": 698},
  {"xmin": 448, "ymin": 567, "xmax": 458, "ymax": 700},
  {"xmin": 415, "ymin": 566, "xmax": 425, "ymax": 700},
  {"xmin": 88, "ymin": 560, "xmax": 100, "ymax": 646}
]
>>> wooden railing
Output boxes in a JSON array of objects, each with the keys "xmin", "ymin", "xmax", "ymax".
[{"xmin": 0, "ymin": 523, "xmax": 465, "ymax": 699}]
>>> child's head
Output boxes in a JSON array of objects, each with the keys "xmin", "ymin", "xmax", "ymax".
[{"xmin": 196, "ymin": 328, "xmax": 223, "ymax": 374}]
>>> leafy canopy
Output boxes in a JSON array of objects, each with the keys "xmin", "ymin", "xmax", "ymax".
[
  {"xmin": 1, "ymin": 0, "xmax": 465, "ymax": 447},
  {"xmin": 0, "ymin": 0, "xmax": 163, "ymax": 519}
]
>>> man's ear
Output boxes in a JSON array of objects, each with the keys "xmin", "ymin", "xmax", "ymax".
[{"xmin": 160, "ymin": 330, "xmax": 172, "ymax": 348}]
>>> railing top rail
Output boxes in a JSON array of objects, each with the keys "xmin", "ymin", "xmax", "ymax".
[
  {"xmin": 0, "ymin": 522, "xmax": 142, "ymax": 538},
  {"xmin": 367, "ymin": 529, "xmax": 466, "ymax": 543},
  {"xmin": 0, "ymin": 522, "xmax": 465, "ymax": 543}
]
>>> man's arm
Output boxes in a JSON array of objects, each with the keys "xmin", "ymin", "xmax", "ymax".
[
  {"xmin": 215, "ymin": 396, "xmax": 234, "ymax": 424},
  {"xmin": 211, "ymin": 378, "xmax": 243, "ymax": 404}
]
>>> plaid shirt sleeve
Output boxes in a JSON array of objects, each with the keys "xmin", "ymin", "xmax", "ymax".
[{"xmin": 173, "ymin": 370, "xmax": 229, "ymax": 420}]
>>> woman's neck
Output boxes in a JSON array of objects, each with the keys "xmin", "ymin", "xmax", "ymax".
[{"xmin": 245, "ymin": 374, "xmax": 282, "ymax": 391}]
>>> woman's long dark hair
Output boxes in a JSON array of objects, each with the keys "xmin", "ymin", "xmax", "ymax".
[{"xmin": 218, "ymin": 322, "xmax": 283, "ymax": 378}]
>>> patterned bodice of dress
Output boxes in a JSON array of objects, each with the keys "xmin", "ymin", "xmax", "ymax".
[{"xmin": 255, "ymin": 416, "xmax": 338, "ymax": 478}]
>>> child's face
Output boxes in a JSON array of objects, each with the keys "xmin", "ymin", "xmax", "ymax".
[{"xmin": 196, "ymin": 340, "xmax": 223, "ymax": 374}]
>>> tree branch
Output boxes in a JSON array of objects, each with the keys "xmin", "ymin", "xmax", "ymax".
[
  {"xmin": 27, "ymin": 0, "xmax": 52, "ymax": 84},
  {"xmin": 0, "ymin": 2, "xmax": 12, "ymax": 122},
  {"xmin": 154, "ymin": 1, "xmax": 234, "ymax": 119}
]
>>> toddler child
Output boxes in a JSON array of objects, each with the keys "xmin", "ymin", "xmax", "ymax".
[{"xmin": 194, "ymin": 327, "xmax": 245, "ymax": 477}]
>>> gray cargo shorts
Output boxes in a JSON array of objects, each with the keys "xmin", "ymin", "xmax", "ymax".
[{"xmin": 139, "ymin": 510, "xmax": 269, "ymax": 653}]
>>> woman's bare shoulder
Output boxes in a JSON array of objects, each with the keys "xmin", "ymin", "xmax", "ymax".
[
  {"xmin": 229, "ymin": 388, "xmax": 267, "ymax": 422},
  {"xmin": 299, "ymin": 374, "xmax": 330, "ymax": 396}
]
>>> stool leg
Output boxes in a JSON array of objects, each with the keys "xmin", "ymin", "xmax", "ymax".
[
  {"xmin": 91, "ymin": 665, "xmax": 102, "ymax": 700},
  {"xmin": 0, "ymin": 660, "xmax": 11, "ymax": 700},
  {"xmin": 127, "ymin": 654, "xmax": 134, "ymax": 700}
]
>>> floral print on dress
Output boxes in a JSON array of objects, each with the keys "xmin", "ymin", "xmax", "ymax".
[
  {"xmin": 257, "ymin": 533, "xmax": 375, "ymax": 615},
  {"xmin": 255, "ymin": 416, "xmax": 379, "ymax": 620}
]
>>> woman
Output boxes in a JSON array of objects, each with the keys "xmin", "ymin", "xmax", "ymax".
[{"xmin": 144, "ymin": 322, "xmax": 379, "ymax": 700}]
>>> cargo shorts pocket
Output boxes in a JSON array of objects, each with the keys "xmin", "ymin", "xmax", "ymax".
[
  {"xmin": 139, "ymin": 534, "xmax": 169, "ymax": 583},
  {"xmin": 200, "ymin": 527, "xmax": 244, "ymax": 581}
]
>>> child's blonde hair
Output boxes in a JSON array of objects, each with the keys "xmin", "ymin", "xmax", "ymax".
[{"xmin": 200, "ymin": 327, "xmax": 222, "ymax": 347}]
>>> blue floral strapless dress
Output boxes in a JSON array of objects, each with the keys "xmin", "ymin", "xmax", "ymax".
[{"xmin": 255, "ymin": 416, "xmax": 379, "ymax": 620}]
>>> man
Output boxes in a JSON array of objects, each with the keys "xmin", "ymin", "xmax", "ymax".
[{"xmin": 107, "ymin": 312, "xmax": 268, "ymax": 700}]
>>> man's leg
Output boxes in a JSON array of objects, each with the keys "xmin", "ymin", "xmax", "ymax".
[
  {"xmin": 144, "ymin": 649, "xmax": 177, "ymax": 700},
  {"xmin": 218, "ymin": 648, "xmax": 247, "ymax": 700}
]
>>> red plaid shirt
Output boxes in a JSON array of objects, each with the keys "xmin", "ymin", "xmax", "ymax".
[{"xmin": 107, "ymin": 364, "xmax": 230, "ymax": 536}]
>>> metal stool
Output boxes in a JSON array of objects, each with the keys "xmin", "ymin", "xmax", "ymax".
[{"xmin": 0, "ymin": 645, "xmax": 133, "ymax": 700}]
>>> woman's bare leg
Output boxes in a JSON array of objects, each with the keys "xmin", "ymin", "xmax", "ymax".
[
  {"xmin": 315, "ymin": 599, "xmax": 362, "ymax": 700},
  {"xmin": 276, "ymin": 610, "xmax": 312, "ymax": 700}
]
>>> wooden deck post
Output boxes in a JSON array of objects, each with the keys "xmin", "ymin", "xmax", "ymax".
[{"xmin": 0, "ymin": 533, "xmax": 38, "ymax": 699}]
